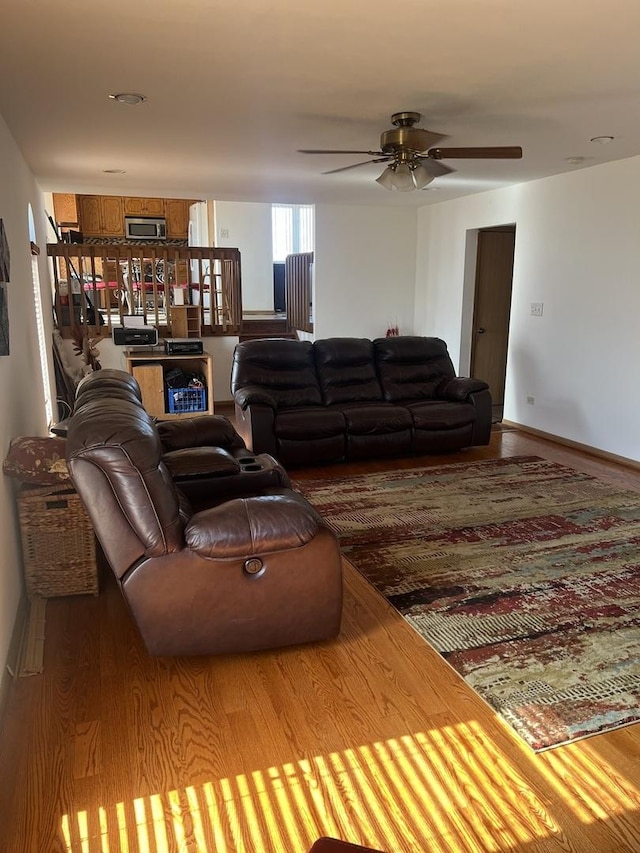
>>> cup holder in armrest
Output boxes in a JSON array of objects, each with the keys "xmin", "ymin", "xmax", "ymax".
[{"xmin": 239, "ymin": 456, "xmax": 265, "ymax": 472}]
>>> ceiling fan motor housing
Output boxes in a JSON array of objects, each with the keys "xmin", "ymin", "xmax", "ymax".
[
  {"xmin": 380, "ymin": 127, "xmax": 434, "ymax": 154},
  {"xmin": 380, "ymin": 113, "xmax": 438, "ymax": 155}
]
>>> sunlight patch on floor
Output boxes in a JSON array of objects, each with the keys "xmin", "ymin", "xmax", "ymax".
[{"xmin": 59, "ymin": 719, "xmax": 640, "ymax": 852}]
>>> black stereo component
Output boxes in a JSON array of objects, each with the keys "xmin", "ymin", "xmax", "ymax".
[
  {"xmin": 164, "ymin": 338, "xmax": 204, "ymax": 355},
  {"xmin": 112, "ymin": 326, "xmax": 159, "ymax": 347}
]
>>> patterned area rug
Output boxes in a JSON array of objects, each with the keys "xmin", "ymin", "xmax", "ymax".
[{"xmin": 297, "ymin": 456, "xmax": 640, "ymax": 751}]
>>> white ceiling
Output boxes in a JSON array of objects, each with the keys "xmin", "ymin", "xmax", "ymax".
[{"xmin": 2, "ymin": 0, "xmax": 640, "ymax": 207}]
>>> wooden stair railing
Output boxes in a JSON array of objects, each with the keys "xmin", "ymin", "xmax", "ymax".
[
  {"xmin": 47, "ymin": 243, "xmax": 242, "ymax": 338},
  {"xmin": 285, "ymin": 251, "xmax": 314, "ymax": 334}
]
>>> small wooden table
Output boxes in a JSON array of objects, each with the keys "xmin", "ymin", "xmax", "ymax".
[{"xmin": 124, "ymin": 350, "xmax": 214, "ymax": 419}]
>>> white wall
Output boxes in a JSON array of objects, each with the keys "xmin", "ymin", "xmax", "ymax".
[
  {"xmin": 0, "ymin": 114, "xmax": 55, "ymax": 673},
  {"xmin": 314, "ymin": 204, "xmax": 417, "ymax": 339},
  {"xmin": 183, "ymin": 202, "xmax": 420, "ymax": 387},
  {"xmin": 416, "ymin": 157, "xmax": 640, "ymax": 462},
  {"xmin": 214, "ymin": 201, "xmax": 273, "ymax": 311}
]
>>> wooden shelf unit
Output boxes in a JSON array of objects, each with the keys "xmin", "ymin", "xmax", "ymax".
[
  {"xmin": 125, "ymin": 351, "xmax": 214, "ymax": 419},
  {"xmin": 170, "ymin": 305, "xmax": 201, "ymax": 338}
]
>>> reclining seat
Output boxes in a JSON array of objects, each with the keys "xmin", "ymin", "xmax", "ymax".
[
  {"xmin": 373, "ymin": 336, "xmax": 492, "ymax": 453},
  {"xmin": 232, "ymin": 339, "xmax": 346, "ymax": 466},
  {"xmin": 75, "ymin": 369, "xmax": 290, "ymax": 509},
  {"xmin": 66, "ymin": 390, "xmax": 343, "ymax": 656},
  {"xmin": 314, "ymin": 338, "xmax": 413, "ymax": 459}
]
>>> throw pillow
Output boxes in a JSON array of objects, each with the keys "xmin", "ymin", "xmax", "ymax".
[{"xmin": 2, "ymin": 436, "xmax": 70, "ymax": 484}]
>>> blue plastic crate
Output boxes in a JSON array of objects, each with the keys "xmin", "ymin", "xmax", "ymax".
[{"xmin": 167, "ymin": 386, "xmax": 207, "ymax": 414}]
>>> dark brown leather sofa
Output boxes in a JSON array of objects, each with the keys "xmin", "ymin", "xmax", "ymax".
[
  {"xmin": 66, "ymin": 369, "xmax": 343, "ymax": 656},
  {"xmin": 231, "ymin": 336, "xmax": 492, "ymax": 467}
]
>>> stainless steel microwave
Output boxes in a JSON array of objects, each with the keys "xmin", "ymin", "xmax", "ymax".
[{"xmin": 125, "ymin": 217, "xmax": 167, "ymax": 240}]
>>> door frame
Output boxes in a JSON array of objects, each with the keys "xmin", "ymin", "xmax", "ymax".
[{"xmin": 460, "ymin": 222, "xmax": 516, "ymax": 405}]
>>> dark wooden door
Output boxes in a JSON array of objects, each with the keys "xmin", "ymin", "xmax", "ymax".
[{"xmin": 470, "ymin": 226, "xmax": 515, "ymax": 421}]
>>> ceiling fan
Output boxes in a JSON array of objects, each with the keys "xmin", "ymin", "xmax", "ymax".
[{"xmin": 298, "ymin": 112, "xmax": 523, "ymax": 191}]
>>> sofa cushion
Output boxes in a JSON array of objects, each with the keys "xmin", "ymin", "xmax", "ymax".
[
  {"xmin": 332, "ymin": 403, "xmax": 412, "ymax": 435},
  {"xmin": 407, "ymin": 400, "xmax": 476, "ymax": 430},
  {"xmin": 232, "ymin": 339, "xmax": 322, "ymax": 408},
  {"xmin": 314, "ymin": 338, "xmax": 383, "ymax": 405},
  {"xmin": 374, "ymin": 336, "xmax": 456, "ymax": 402},
  {"xmin": 275, "ymin": 407, "xmax": 345, "ymax": 440}
]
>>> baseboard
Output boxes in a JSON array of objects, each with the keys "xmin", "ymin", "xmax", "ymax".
[
  {"xmin": 0, "ymin": 593, "xmax": 28, "ymax": 723},
  {"xmin": 502, "ymin": 420, "xmax": 640, "ymax": 471}
]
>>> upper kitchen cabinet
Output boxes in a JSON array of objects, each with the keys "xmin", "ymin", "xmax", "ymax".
[
  {"xmin": 123, "ymin": 197, "xmax": 166, "ymax": 217},
  {"xmin": 78, "ymin": 195, "xmax": 124, "ymax": 237},
  {"xmin": 52, "ymin": 193, "xmax": 79, "ymax": 227},
  {"xmin": 165, "ymin": 199, "xmax": 196, "ymax": 239}
]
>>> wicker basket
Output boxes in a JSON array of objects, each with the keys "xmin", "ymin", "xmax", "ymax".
[{"xmin": 17, "ymin": 483, "xmax": 98, "ymax": 598}]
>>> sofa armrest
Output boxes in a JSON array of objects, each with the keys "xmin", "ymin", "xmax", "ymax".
[
  {"xmin": 234, "ymin": 402, "xmax": 277, "ymax": 456},
  {"xmin": 437, "ymin": 376, "xmax": 489, "ymax": 402},
  {"xmin": 468, "ymin": 387, "xmax": 493, "ymax": 445},
  {"xmin": 185, "ymin": 491, "xmax": 322, "ymax": 558},
  {"xmin": 156, "ymin": 415, "xmax": 245, "ymax": 452},
  {"xmin": 162, "ymin": 447, "xmax": 241, "ymax": 479},
  {"xmin": 234, "ymin": 385, "xmax": 278, "ymax": 410}
]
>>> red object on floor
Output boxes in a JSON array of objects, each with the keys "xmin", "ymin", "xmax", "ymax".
[{"xmin": 309, "ymin": 839, "xmax": 386, "ymax": 853}]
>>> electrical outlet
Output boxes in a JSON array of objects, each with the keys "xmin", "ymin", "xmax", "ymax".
[
  {"xmin": 527, "ymin": 396, "xmax": 535, "ymax": 405},
  {"xmin": 530, "ymin": 302, "xmax": 544, "ymax": 317},
  {"xmin": 219, "ymin": 228, "xmax": 229, "ymax": 239}
]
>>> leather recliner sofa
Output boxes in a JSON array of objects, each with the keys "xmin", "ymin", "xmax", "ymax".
[
  {"xmin": 231, "ymin": 336, "xmax": 492, "ymax": 467},
  {"xmin": 66, "ymin": 370, "xmax": 343, "ymax": 656}
]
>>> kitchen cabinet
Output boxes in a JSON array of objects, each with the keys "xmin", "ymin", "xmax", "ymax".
[
  {"xmin": 165, "ymin": 199, "xmax": 193, "ymax": 239},
  {"xmin": 123, "ymin": 197, "xmax": 166, "ymax": 217},
  {"xmin": 102, "ymin": 196, "xmax": 124, "ymax": 234},
  {"xmin": 125, "ymin": 352, "xmax": 214, "ymax": 418},
  {"xmin": 52, "ymin": 193, "xmax": 79, "ymax": 227},
  {"xmin": 62, "ymin": 194, "xmax": 198, "ymax": 240},
  {"xmin": 77, "ymin": 195, "xmax": 124, "ymax": 237},
  {"xmin": 77, "ymin": 196, "xmax": 101, "ymax": 235}
]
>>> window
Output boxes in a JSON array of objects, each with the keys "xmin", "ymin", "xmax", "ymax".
[
  {"xmin": 28, "ymin": 204, "xmax": 54, "ymax": 426},
  {"xmin": 272, "ymin": 204, "xmax": 314, "ymax": 262}
]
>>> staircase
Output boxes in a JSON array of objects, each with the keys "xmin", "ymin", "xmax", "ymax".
[{"xmin": 239, "ymin": 316, "xmax": 297, "ymax": 342}]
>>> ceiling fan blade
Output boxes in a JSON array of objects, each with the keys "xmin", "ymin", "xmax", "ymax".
[
  {"xmin": 298, "ymin": 149, "xmax": 385, "ymax": 155},
  {"xmin": 323, "ymin": 157, "xmax": 392, "ymax": 175},
  {"xmin": 428, "ymin": 146, "xmax": 523, "ymax": 160},
  {"xmin": 414, "ymin": 157, "xmax": 456, "ymax": 178}
]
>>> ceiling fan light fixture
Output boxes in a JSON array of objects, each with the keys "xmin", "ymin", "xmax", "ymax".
[
  {"xmin": 391, "ymin": 162, "xmax": 416, "ymax": 191},
  {"xmin": 376, "ymin": 160, "xmax": 435, "ymax": 191},
  {"xmin": 411, "ymin": 163, "xmax": 435, "ymax": 189},
  {"xmin": 375, "ymin": 165, "xmax": 398, "ymax": 189}
]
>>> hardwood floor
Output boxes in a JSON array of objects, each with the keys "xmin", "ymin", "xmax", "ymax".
[{"xmin": 2, "ymin": 429, "xmax": 640, "ymax": 852}]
